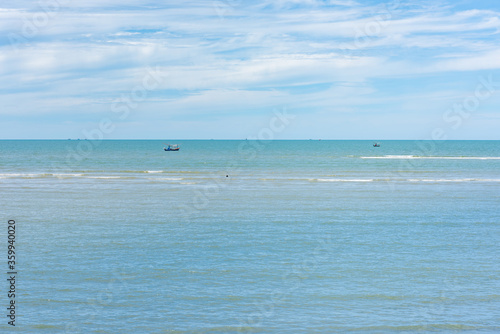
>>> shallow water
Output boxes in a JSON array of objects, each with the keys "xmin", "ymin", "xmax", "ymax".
[{"xmin": 1, "ymin": 140, "xmax": 499, "ymax": 333}]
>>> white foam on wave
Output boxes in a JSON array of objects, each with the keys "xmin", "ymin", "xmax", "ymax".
[
  {"xmin": 316, "ymin": 178, "xmax": 374, "ymax": 182},
  {"xmin": 0, "ymin": 173, "xmax": 69, "ymax": 179},
  {"xmin": 146, "ymin": 170, "xmax": 163, "ymax": 173},
  {"xmin": 0, "ymin": 173, "xmax": 87, "ymax": 179},
  {"xmin": 0, "ymin": 173, "xmax": 22, "ymax": 178},
  {"xmin": 435, "ymin": 157, "xmax": 500, "ymax": 160},
  {"xmin": 0, "ymin": 173, "xmax": 45, "ymax": 178},
  {"xmin": 361, "ymin": 155, "xmax": 500, "ymax": 160},
  {"xmin": 88, "ymin": 176, "xmax": 121, "ymax": 179},
  {"xmin": 147, "ymin": 177, "xmax": 183, "ymax": 181},
  {"xmin": 408, "ymin": 178, "xmax": 500, "ymax": 183},
  {"xmin": 53, "ymin": 173, "xmax": 84, "ymax": 177},
  {"xmin": 314, "ymin": 178, "xmax": 500, "ymax": 183},
  {"xmin": 361, "ymin": 155, "xmax": 415, "ymax": 159}
]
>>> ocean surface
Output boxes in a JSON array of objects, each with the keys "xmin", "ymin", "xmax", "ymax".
[{"xmin": 1, "ymin": 140, "xmax": 499, "ymax": 333}]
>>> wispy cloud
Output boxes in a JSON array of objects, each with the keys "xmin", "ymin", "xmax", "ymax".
[{"xmin": 1, "ymin": 0, "xmax": 499, "ymax": 138}]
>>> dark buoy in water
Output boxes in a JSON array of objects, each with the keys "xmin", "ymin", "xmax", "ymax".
[{"xmin": 226, "ymin": 175, "xmax": 228, "ymax": 177}]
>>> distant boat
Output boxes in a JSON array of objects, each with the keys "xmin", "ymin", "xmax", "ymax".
[
  {"xmin": 164, "ymin": 144, "xmax": 180, "ymax": 151},
  {"xmin": 373, "ymin": 142, "xmax": 380, "ymax": 147}
]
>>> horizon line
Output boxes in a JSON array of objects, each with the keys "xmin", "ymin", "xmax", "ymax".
[{"xmin": 0, "ymin": 139, "xmax": 499, "ymax": 141}]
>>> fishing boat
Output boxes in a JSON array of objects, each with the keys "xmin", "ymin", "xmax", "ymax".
[
  {"xmin": 373, "ymin": 142, "xmax": 380, "ymax": 147},
  {"xmin": 164, "ymin": 144, "xmax": 180, "ymax": 151}
]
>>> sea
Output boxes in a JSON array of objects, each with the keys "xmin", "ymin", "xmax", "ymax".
[{"xmin": 1, "ymin": 140, "xmax": 499, "ymax": 333}]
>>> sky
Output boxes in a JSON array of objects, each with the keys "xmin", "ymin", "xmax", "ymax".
[{"xmin": 1, "ymin": 0, "xmax": 500, "ymax": 139}]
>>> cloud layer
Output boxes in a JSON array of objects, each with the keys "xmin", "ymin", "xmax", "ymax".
[{"xmin": 1, "ymin": 0, "xmax": 500, "ymax": 139}]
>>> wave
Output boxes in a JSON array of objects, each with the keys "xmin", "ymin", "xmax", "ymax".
[
  {"xmin": 313, "ymin": 177, "xmax": 500, "ymax": 183},
  {"xmin": 0, "ymin": 173, "xmax": 193, "ymax": 181},
  {"xmin": 0, "ymin": 173, "xmax": 84, "ymax": 179},
  {"xmin": 0, "ymin": 172, "xmax": 180, "ymax": 178},
  {"xmin": 362, "ymin": 155, "xmax": 415, "ymax": 159},
  {"xmin": 87, "ymin": 176, "xmax": 122, "ymax": 179},
  {"xmin": 361, "ymin": 155, "xmax": 500, "ymax": 160},
  {"xmin": 2, "ymin": 173, "xmax": 499, "ymax": 183},
  {"xmin": 147, "ymin": 177, "xmax": 184, "ymax": 181},
  {"xmin": 315, "ymin": 178, "xmax": 374, "ymax": 182},
  {"xmin": 117, "ymin": 170, "xmax": 203, "ymax": 174},
  {"xmin": 0, "ymin": 173, "xmax": 39, "ymax": 179},
  {"xmin": 407, "ymin": 178, "xmax": 500, "ymax": 183}
]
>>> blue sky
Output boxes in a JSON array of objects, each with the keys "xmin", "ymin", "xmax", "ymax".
[{"xmin": 1, "ymin": 0, "xmax": 500, "ymax": 139}]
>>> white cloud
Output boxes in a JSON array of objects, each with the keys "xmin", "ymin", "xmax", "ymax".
[
  {"xmin": 1, "ymin": 0, "xmax": 500, "ymax": 138},
  {"xmin": 430, "ymin": 48, "xmax": 500, "ymax": 72}
]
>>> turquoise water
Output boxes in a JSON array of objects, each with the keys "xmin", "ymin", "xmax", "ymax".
[{"xmin": 1, "ymin": 140, "xmax": 500, "ymax": 333}]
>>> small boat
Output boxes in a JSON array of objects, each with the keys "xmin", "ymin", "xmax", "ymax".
[
  {"xmin": 373, "ymin": 142, "xmax": 380, "ymax": 147},
  {"xmin": 164, "ymin": 144, "xmax": 180, "ymax": 151}
]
